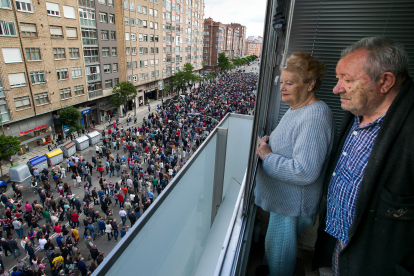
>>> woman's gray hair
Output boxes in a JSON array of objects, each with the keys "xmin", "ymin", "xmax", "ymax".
[{"xmin": 341, "ymin": 37, "xmax": 409, "ymax": 81}]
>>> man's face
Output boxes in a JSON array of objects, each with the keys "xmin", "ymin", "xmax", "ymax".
[{"xmin": 333, "ymin": 49, "xmax": 381, "ymax": 116}]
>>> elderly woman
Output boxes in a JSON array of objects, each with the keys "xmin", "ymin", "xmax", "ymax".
[{"xmin": 255, "ymin": 52, "xmax": 335, "ymax": 275}]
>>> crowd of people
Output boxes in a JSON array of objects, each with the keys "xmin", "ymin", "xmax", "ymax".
[{"xmin": 0, "ymin": 70, "xmax": 257, "ymax": 276}]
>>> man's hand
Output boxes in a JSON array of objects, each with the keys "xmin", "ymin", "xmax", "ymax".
[{"xmin": 256, "ymin": 136, "xmax": 272, "ymax": 160}]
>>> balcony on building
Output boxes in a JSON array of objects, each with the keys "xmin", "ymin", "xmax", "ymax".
[{"xmin": 93, "ymin": 113, "xmax": 253, "ymax": 276}]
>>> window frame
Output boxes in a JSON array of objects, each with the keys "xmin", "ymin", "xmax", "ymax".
[
  {"xmin": 34, "ymin": 92, "xmax": 49, "ymax": 105},
  {"xmin": 25, "ymin": 48, "xmax": 41, "ymax": 61},
  {"xmin": 102, "ymin": 47, "xmax": 110, "ymax": 57},
  {"xmin": 59, "ymin": 87, "xmax": 72, "ymax": 100},
  {"xmin": 29, "ymin": 70, "xmax": 46, "ymax": 84},
  {"xmin": 14, "ymin": 95, "xmax": 31, "ymax": 109},
  {"xmin": 69, "ymin": 47, "xmax": 80, "ymax": 59},
  {"xmin": 56, "ymin": 68, "xmax": 69, "ymax": 81},
  {"xmin": 74, "ymin": 85, "xmax": 84, "ymax": 96},
  {"xmin": 16, "ymin": 0, "xmax": 33, "ymax": 13},
  {"xmin": 71, "ymin": 67, "xmax": 82, "ymax": 78},
  {"xmin": 53, "ymin": 48, "xmax": 66, "ymax": 60}
]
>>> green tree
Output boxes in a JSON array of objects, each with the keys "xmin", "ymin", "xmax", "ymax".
[
  {"xmin": 0, "ymin": 134, "xmax": 21, "ymax": 174},
  {"xmin": 202, "ymin": 60, "xmax": 206, "ymax": 68},
  {"xmin": 56, "ymin": 106, "xmax": 84, "ymax": 135},
  {"xmin": 217, "ymin": 52, "xmax": 232, "ymax": 72},
  {"xmin": 110, "ymin": 81, "xmax": 137, "ymax": 116},
  {"xmin": 182, "ymin": 63, "xmax": 199, "ymax": 91}
]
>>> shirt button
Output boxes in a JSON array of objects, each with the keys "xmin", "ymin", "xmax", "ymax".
[
  {"xmin": 343, "ymin": 152, "xmax": 347, "ymax": 156},
  {"xmin": 353, "ymin": 131, "xmax": 357, "ymax": 135},
  {"xmin": 332, "ymin": 172, "xmax": 336, "ymax": 176}
]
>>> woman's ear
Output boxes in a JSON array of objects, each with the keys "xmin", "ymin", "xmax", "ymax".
[{"xmin": 308, "ymin": 79, "xmax": 316, "ymax": 92}]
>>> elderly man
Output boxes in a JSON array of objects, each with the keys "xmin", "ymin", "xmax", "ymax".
[{"xmin": 313, "ymin": 37, "xmax": 414, "ymax": 275}]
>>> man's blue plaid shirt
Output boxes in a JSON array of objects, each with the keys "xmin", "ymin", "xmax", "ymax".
[{"xmin": 325, "ymin": 114, "xmax": 385, "ymax": 244}]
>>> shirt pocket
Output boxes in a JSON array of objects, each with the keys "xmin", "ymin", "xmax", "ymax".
[{"xmin": 376, "ymin": 187, "xmax": 414, "ymax": 221}]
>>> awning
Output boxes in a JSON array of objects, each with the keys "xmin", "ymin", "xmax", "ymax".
[{"xmin": 45, "ymin": 149, "xmax": 63, "ymax": 158}]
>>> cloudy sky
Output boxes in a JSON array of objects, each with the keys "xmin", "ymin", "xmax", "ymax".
[{"xmin": 203, "ymin": 0, "xmax": 267, "ymax": 37}]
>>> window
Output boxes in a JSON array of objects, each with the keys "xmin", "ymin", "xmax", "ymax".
[
  {"xmin": 79, "ymin": 7, "xmax": 95, "ymax": 27},
  {"xmin": 114, "ymin": 78, "xmax": 119, "ymax": 85},
  {"xmin": 108, "ymin": 0, "xmax": 113, "ymax": 6},
  {"xmin": 112, "ymin": 63, "xmax": 118, "ymax": 72},
  {"xmin": 99, "ymin": 13, "xmax": 107, "ymax": 23},
  {"xmin": 155, "ymin": 22, "xmax": 158, "ymax": 30},
  {"xmin": 127, "ymin": 75, "xmax": 131, "ymax": 82},
  {"xmin": 131, "ymin": 33, "xmax": 136, "ymax": 41},
  {"xmin": 109, "ymin": 14, "xmax": 115, "ymax": 24},
  {"xmin": 145, "ymin": 73, "xmax": 149, "ymax": 79},
  {"xmin": 140, "ymin": 73, "xmax": 144, "ymax": 80},
  {"xmin": 0, "ymin": 0, "xmax": 11, "ymax": 9},
  {"xmin": 53, "ymin": 48, "xmax": 66, "ymax": 59},
  {"xmin": 125, "ymin": 32, "xmax": 129, "ymax": 41},
  {"xmin": 156, "ymin": 70, "xmax": 159, "ymax": 77},
  {"xmin": 102, "ymin": 47, "xmax": 110, "ymax": 57},
  {"xmin": 155, "ymin": 35, "xmax": 159, "ymax": 42},
  {"xmin": 74, "ymin": 85, "xmax": 84, "ymax": 96},
  {"xmin": 150, "ymin": 35, "xmax": 154, "ymax": 42},
  {"xmin": 138, "ymin": 34, "xmax": 143, "ymax": 41},
  {"xmin": 139, "ymin": 47, "xmax": 143, "ymax": 55},
  {"xmin": 150, "ymin": 22, "xmax": 153, "ymax": 29},
  {"xmin": 69, "ymin": 48, "xmax": 79, "ymax": 59},
  {"xmin": 130, "ymin": 18, "xmax": 135, "ymax": 26},
  {"xmin": 110, "ymin": 31, "xmax": 116, "ymax": 40},
  {"xmin": 127, "ymin": 62, "xmax": 131, "ymax": 69},
  {"xmin": 111, "ymin": 47, "xmax": 117, "ymax": 56},
  {"xmin": 50, "ymin": 26, "xmax": 63, "ymax": 38},
  {"xmin": 125, "ymin": 17, "xmax": 129, "ymax": 26},
  {"xmin": 66, "ymin": 27, "xmax": 77, "ymax": 38},
  {"xmin": 25, "ymin": 48, "xmax": 41, "ymax": 61},
  {"xmin": 154, "ymin": 10, "xmax": 158, "ymax": 17},
  {"xmin": 101, "ymin": 30, "xmax": 108, "ymax": 40},
  {"xmin": 150, "ymin": 59, "xmax": 154, "ymax": 66},
  {"xmin": 139, "ymin": 61, "xmax": 144, "ymax": 68},
  {"xmin": 144, "ymin": 60, "xmax": 148, "ymax": 67},
  {"xmin": 149, "ymin": 8, "xmax": 153, "ymax": 16},
  {"xmin": 71, "ymin": 67, "xmax": 82, "ymax": 78},
  {"xmin": 132, "ymin": 47, "xmax": 136, "ymax": 55},
  {"xmin": 155, "ymin": 59, "xmax": 159, "ymax": 65},
  {"xmin": 59, "ymin": 87, "xmax": 71, "ymax": 100},
  {"xmin": 8, "ymin": 73, "xmax": 26, "ymax": 88},
  {"xmin": 20, "ymin": 23, "xmax": 37, "ymax": 37},
  {"xmin": 56, "ymin": 68, "xmax": 69, "ymax": 80},
  {"xmin": 144, "ymin": 47, "xmax": 148, "ymax": 54},
  {"xmin": 143, "ymin": 6, "xmax": 147, "ymax": 14},
  {"xmin": 105, "ymin": 79, "xmax": 112, "ymax": 89},
  {"xmin": 130, "ymin": 2, "xmax": 134, "ymax": 11},
  {"xmin": 143, "ymin": 34, "xmax": 147, "ymax": 41},
  {"xmin": 2, "ymin": 48, "xmax": 22, "ymax": 63},
  {"xmin": 14, "ymin": 96, "xmax": 31, "ymax": 109},
  {"xmin": 132, "ymin": 61, "xmax": 137, "ymax": 68},
  {"xmin": 46, "ymin": 2, "xmax": 60, "ymax": 16},
  {"xmin": 133, "ymin": 75, "xmax": 137, "ymax": 82},
  {"xmin": 98, "ymin": 0, "xmax": 106, "ymax": 5},
  {"xmin": 151, "ymin": 71, "xmax": 154, "ymax": 78},
  {"xmin": 103, "ymin": 64, "xmax": 111, "ymax": 73},
  {"xmin": 16, "ymin": 0, "xmax": 32, "ymax": 12},
  {"xmin": 29, "ymin": 71, "xmax": 45, "ymax": 84},
  {"xmin": 137, "ymin": 5, "xmax": 142, "ymax": 13},
  {"xmin": 138, "ymin": 19, "xmax": 143, "ymax": 27},
  {"xmin": 124, "ymin": 0, "xmax": 128, "ymax": 9},
  {"xmin": 63, "ymin": 5, "xmax": 75, "ymax": 19},
  {"xmin": 34, "ymin": 92, "xmax": 49, "ymax": 105},
  {"xmin": 143, "ymin": 20, "xmax": 147, "ymax": 28},
  {"xmin": 0, "ymin": 21, "xmax": 16, "ymax": 36},
  {"xmin": 126, "ymin": 47, "xmax": 130, "ymax": 55}
]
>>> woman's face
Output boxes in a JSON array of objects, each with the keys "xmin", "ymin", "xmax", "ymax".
[{"xmin": 280, "ymin": 70, "xmax": 312, "ymax": 108}]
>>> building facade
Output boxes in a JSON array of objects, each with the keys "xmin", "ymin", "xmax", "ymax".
[
  {"xmin": 245, "ymin": 39, "xmax": 261, "ymax": 57},
  {"xmin": 202, "ymin": 18, "xmax": 246, "ymax": 69}
]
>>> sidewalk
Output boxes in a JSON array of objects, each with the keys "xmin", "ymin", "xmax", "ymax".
[{"xmin": 1, "ymin": 96, "xmax": 167, "ymax": 178}]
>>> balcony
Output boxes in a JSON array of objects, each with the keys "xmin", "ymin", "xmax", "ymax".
[
  {"xmin": 84, "ymin": 56, "xmax": 99, "ymax": 65},
  {"xmin": 88, "ymin": 89, "xmax": 102, "ymax": 99},
  {"xmin": 166, "ymin": 18, "xmax": 171, "ymax": 23},
  {"xmin": 166, "ymin": 29, "xmax": 172, "ymax": 35},
  {"xmin": 166, "ymin": 41, "xmax": 172, "ymax": 46},
  {"xmin": 80, "ymin": 19, "xmax": 96, "ymax": 28},
  {"xmin": 86, "ymin": 73, "xmax": 101, "ymax": 82},
  {"xmin": 93, "ymin": 114, "xmax": 253, "ymax": 276},
  {"xmin": 166, "ymin": 62, "xmax": 172, "ymax": 66}
]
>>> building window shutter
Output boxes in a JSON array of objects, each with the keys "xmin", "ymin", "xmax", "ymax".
[
  {"xmin": 8, "ymin": 73, "xmax": 26, "ymax": 87},
  {"xmin": 63, "ymin": 5, "xmax": 76, "ymax": 19},
  {"xmin": 20, "ymin": 23, "xmax": 36, "ymax": 33},
  {"xmin": 66, "ymin": 27, "xmax": 77, "ymax": 38},
  {"xmin": 50, "ymin": 26, "xmax": 62, "ymax": 35},
  {"xmin": 2, "ymin": 48, "xmax": 22, "ymax": 63}
]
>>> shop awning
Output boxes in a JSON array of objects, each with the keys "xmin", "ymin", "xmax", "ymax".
[{"xmin": 46, "ymin": 149, "xmax": 63, "ymax": 158}]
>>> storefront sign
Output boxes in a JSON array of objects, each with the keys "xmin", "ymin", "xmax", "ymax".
[
  {"xmin": 18, "ymin": 124, "xmax": 48, "ymax": 136},
  {"xmin": 81, "ymin": 108, "xmax": 92, "ymax": 115}
]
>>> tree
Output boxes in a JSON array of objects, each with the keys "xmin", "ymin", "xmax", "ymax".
[
  {"xmin": 182, "ymin": 63, "xmax": 199, "ymax": 91},
  {"xmin": 217, "ymin": 52, "xmax": 233, "ymax": 72},
  {"xmin": 202, "ymin": 60, "xmax": 206, "ymax": 68},
  {"xmin": 56, "ymin": 106, "xmax": 84, "ymax": 135},
  {"xmin": 0, "ymin": 134, "xmax": 21, "ymax": 175},
  {"xmin": 110, "ymin": 81, "xmax": 137, "ymax": 116}
]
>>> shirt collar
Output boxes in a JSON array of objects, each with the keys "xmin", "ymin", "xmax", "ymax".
[{"xmin": 354, "ymin": 113, "xmax": 386, "ymax": 130}]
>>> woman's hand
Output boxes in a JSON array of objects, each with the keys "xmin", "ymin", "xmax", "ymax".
[{"xmin": 256, "ymin": 136, "xmax": 272, "ymax": 160}]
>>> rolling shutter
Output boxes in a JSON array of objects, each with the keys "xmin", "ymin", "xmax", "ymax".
[
  {"xmin": 66, "ymin": 27, "xmax": 77, "ymax": 38},
  {"xmin": 2, "ymin": 48, "xmax": 22, "ymax": 63},
  {"xmin": 280, "ymin": 0, "xmax": 414, "ymax": 131},
  {"xmin": 20, "ymin": 23, "xmax": 36, "ymax": 33},
  {"xmin": 8, "ymin": 73, "xmax": 26, "ymax": 87},
  {"xmin": 50, "ymin": 26, "xmax": 62, "ymax": 35},
  {"xmin": 63, "ymin": 5, "xmax": 76, "ymax": 19},
  {"xmin": 46, "ymin": 2, "xmax": 59, "ymax": 12}
]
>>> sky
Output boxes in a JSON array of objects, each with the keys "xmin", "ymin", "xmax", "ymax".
[{"xmin": 203, "ymin": 0, "xmax": 267, "ymax": 37}]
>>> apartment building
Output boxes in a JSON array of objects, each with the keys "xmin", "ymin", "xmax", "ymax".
[
  {"xmin": 0, "ymin": 0, "xmax": 88, "ymax": 146},
  {"xmin": 245, "ymin": 39, "xmax": 261, "ymax": 57},
  {"xmin": 203, "ymin": 18, "xmax": 247, "ymax": 69}
]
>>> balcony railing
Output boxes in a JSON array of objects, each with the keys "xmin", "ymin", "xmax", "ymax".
[
  {"xmin": 88, "ymin": 89, "xmax": 102, "ymax": 98},
  {"xmin": 166, "ymin": 41, "xmax": 172, "ymax": 46},
  {"xmin": 166, "ymin": 62, "xmax": 172, "ymax": 66},
  {"xmin": 86, "ymin": 73, "xmax": 101, "ymax": 82},
  {"xmin": 166, "ymin": 18, "xmax": 171, "ymax": 23},
  {"xmin": 84, "ymin": 56, "xmax": 99, "ymax": 64},
  {"xmin": 80, "ymin": 19, "xmax": 96, "ymax": 28}
]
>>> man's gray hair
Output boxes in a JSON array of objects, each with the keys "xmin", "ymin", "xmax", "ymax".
[{"xmin": 341, "ymin": 37, "xmax": 409, "ymax": 81}]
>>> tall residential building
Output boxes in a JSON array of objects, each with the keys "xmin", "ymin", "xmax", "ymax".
[
  {"xmin": 0, "ymin": 0, "xmax": 88, "ymax": 146},
  {"xmin": 203, "ymin": 18, "xmax": 246, "ymax": 69},
  {"xmin": 245, "ymin": 39, "xmax": 261, "ymax": 57}
]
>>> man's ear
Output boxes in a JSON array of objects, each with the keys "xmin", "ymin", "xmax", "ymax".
[{"xmin": 379, "ymin": 72, "xmax": 396, "ymax": 94}]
